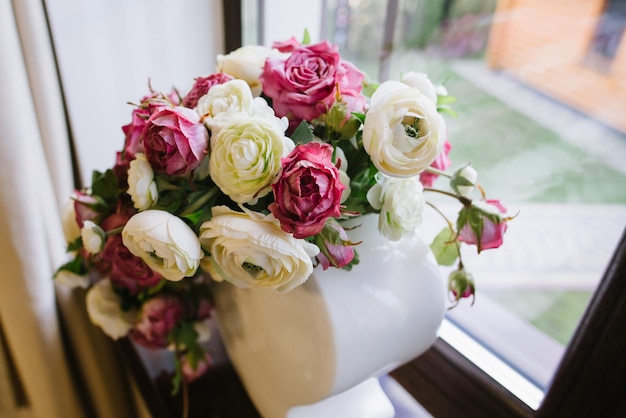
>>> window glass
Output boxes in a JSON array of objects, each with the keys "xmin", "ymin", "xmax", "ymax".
[{"xmin": 323, "ymin": 0, "xmax": 626, "ymax": 397}]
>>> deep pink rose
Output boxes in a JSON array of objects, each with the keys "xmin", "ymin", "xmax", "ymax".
[
  {"xmin": 181, "ymin": 352, "xmax": 212, "ymax": 383},
  {"xmin": 101, "ymin": 235, "xmax": 162, "ymax": 295},
  {"xmin": 142, "ymin": 106, "xmax": 209, "ymax": 176},
  {"xmin": 73, "ymin": 191, "xmax": 101, "ymax": 228},
  {"xmin": 420, "ymin": 139, "xmax": 452, "ymax": 187},
  {"xmin": 122, "ymin": 107, "xmax": 149, "ymax": 159},
  {"xmin": 260, "ymin": 41, "xmax": 365, "ymax": 123},
  {"xmin": 182, "ymin": 73, "xmax": 234, "ymax": 108},
  {"xmin": 272, "ymin": 36, "xmax": 301, "ymax": 53},
  {"xmin": 458, "ymin": 199, "xmax": 508, "ymax": 252},
  {"xmin": 270, "ymin": 142, "xmax": 345, "ymax": 239},
  {"xmin": 315, "ymin": 220, "xmax": 355, "ymax": 270},
  {"xmin": 130, "ymin": 296, "xmax": 184, "ymax": 349}
]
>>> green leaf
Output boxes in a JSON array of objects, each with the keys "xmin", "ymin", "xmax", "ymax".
[
  {"xmin": 437, "ymin": 95, "xmax": 457, "ymax": 105},
  {"xmin": 91, "ymin": 169, "xmax": 119, "ymax": 201},
  {"xmin": 430, "ymin": 227, "xmax": 460, "ymax": 266},
  {"xmin": 54, "ymin": 254, "xmax": 87, "ymax": 277},
  {"xmin": 291, "ymin": 120, "xmax": 315, "ymax": 144},
  {"xmin": 302, "ymin": 29, "xmax": 311, "ymax": 45}
]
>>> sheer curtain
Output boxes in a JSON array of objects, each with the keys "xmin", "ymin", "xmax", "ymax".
[{"xmin": 0, "ymin": 0, "xmax": 224, "ymax": 417}]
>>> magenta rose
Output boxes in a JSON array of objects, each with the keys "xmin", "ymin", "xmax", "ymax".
[
  {"xmin": 182, "ymin": 72, "xmax": 234, "ymax": 108},
  {"xmin": 314, "ymin": 219, "xmax": 355, "ymax": 270},
  {"xmin": 181, "ymin": 352, "xmax": 212, "ymax": 383},
  {"xmin": 457, "ymin": 199, "xmax": 508, "ymax": 252},
  {"xmin": 272, "ymin": 36, "xmax": 301, "ymax": 53},
  {"xmin": 101, "ymin": 235, "xmax": 162, "ymax": 295},
  {"xmin": 270, "ymin": 142, "xmax": 345, "ymax": 239},
  {"xmin": 260, "ymin": 40, "xmax": 365, "ymax": 123},
  {"xmin": 142, "ymin": 106, "xmax": 209, "ymax": 176},
  {"xmin": 73, "ymin": 191, "xmax": 102, "ymax": 228},
  {"xmin": 130, "ymin": 296, "xmax": 184, "ymax": 349},
  {"xmin": 420, "ymin": 139, "xmax": 452, "ymax": 188}
]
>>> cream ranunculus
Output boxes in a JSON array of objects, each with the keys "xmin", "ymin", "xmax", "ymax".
[
  {"xmin": 217, "ymin": 45, "xmax": 286, "ymax": 97},
  {"xmin": 81, "ymin": 220, "xmax": 105, "ymax": 254},
  {"xmin": 401, "ymin": 71, "xmax": 438, "ymax": 104},
  {"xmin": 61, "ymin": 198, "xmax": 81, "ymax": 244},
  {"xmin": 209, "ymin": 114, "xmax": 295, "ymax": 204},
  {"xmin": 367, "ymin": 173, "xmax": 425, "ymax": 241},
  {"xmin": 362, "ymin": 80, "xmax": 446, "ymax": 178},
  {"xmin": 55, "ymin": 270, "xmax": 90, "ymax": 289},
  {"xmin": 122, "ymin": 210, "xmax": 203, "ymax": 281},
  {"xmin": 199, "ymin": 206, "xmax": 319, "ymax": 293},
  {"xmin": 196, "ymin": 79, "xmax": 254, "ymax": 133},
  {"xmin": 86, "ymin": 279, "xmax": 137, "ymax": 339},
  {"xmin": 127, "ymin": 153, "xmax": 158, "ymax": 211}
]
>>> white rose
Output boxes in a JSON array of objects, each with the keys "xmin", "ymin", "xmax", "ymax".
[
  {"xmin": 86, "ymin": 279, "xmax": 137, "ymax": 339},
  {"xmin": 196, "ymin": 79, "xmax": 254, "ymax": 133},
  {"xmin": 362, "ymin": 80, "xmax": 446, "ymax": 178},
  {"xmin": 401, "ymin": 71, "xmax": 438, "ymax": 104},
  {"xmin": 199, "ymin": 206, "xmax": 319, "ymax": 293},
  {"xmin": 55, "ymin": 270, "xmax": 90, "ymax": 289},
  {"xmin": 81, "ymin": 220, "xmax": 105, "ymax": 254},
  {"xmin": 209, "ymin": 114, "xmax": 295, "ymax": 204},
  {"xmin": 217, "ymin": 45, "xmax": 286, "ymax": 97},
  {"xmin": 122, "ymin": 210, "xmax": 203, "ymax": 281},
  {"xmin": 367, "ymin": 173, "xmax": 425, "ymax": 241},
  {"xmin": 127, "ymin": 153, "xmax": 158, "ymax": 211},
  {"xmin": 61, "ymin": 199, "xmax": 80, "ymax": 244}
]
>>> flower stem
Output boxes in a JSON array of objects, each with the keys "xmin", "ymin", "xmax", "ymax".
[
  {"xmin": 424, "ymin": 166, "xmax": 452, "ymax": 178},
  {"xmin": 180, "ymin": 187, "xmax": 218, "ymax": 216},
  {"xmin": 423, "ymin": 187, "xmax": 472, "ymax": 206},
  {"xmin": 181, "ymin": 376, "xmax": 189, "ymax": 418}
]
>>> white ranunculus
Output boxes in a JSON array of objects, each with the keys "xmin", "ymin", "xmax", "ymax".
[
  {"xmin": 61, "ymin": 199, "xmax": 80, "ymax": 244},
  {"xmin": 209, "ymin": 114, "xmax": 295, "ymax": 204},
  {"xmin": 196, "ymin": 79, "xmax": 254, "ymax": 133},
  {"xmin": 362, "ymin": 80, "xmax": 446, "ymax": 178},
  {"xmin": 86, "ymin": 279, "xmax": 137, "ymax": 339},
  {"xmin": 55, "ymin": 270, "xmax": 90, "ymax": 289},
  {"xmin": 127, "ymin": 153, "xmax": 158, "ymax": 211},
  {"xmin": 455, "ymin": 164, "xmax": 478, "ymax": 197},
  {"xmin": 81, "ymin": 220, "xmax": 105, "ymax": 254},
  {"xmin": 122, "ymin": 210, "xmax": 203, "ymax": 281},
  {"xmin": 367, "ymin": 173, "xmax": 425, "ymax": 241},
  {"xmin": 401, "ymin": 71, "xmax": 438, "ymax": 104},
  {"xmin": 217, "ymin": 45, "xmax": 286, "ymax": 97},
  {"xmin": 199, "ymin": 206, "xmax": 319, "ymax": 293}
]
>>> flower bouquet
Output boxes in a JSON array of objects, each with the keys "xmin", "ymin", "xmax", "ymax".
[{"xmin": 55, "ymin": 32, "xmax": 512, "ymax": 391}]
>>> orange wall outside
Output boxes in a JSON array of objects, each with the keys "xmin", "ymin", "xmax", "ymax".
[{"xmin": 486, "ymin": 0, "xmax": 626, "ymax": 134}]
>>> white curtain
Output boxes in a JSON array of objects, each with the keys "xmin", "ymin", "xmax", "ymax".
[{"xmin": 0, "ymin": 0, "xmax": 224, "ymax": 417}]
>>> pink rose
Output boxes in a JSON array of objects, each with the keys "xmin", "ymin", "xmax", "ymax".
[
  {"xmin": 181, "ymin": 352, "xmax": 212, "ymax": 383},
  {"xmin": 130, "ymin": 296, "xmax": 184, "ymax": 349},
  {"xmin": 272, "ymin": 36, "xmax": 301, "ymax": 53},
  {"xmin": 73, "ymin": 191, "xmax": 101, "ymax": 228},
  {"xmin": 101, "ymin": 235, "xmax": 162, "ymax": 295},
  {"xmin": 260, "ymin": 41, "xmax": 365, "ymax": 123},
  {"xmin": 181, "ymin": 73, "xmax": 234, "ymax": 108},
  {"xmin": 457, "ymin": 199, "xmax": 508, "ymax": 252},
  {"xmin": 420, "ymin": 139, "xmax": 452, "ymax": 188},
  {"xmin": 314, "ymin": 220, "xmax": 356, "ymax": 270},
  {"xmin": 121, "ymin": 107, "xmax": 149, "ymax": 159},
  {"xmin": 270, "ymin": 142, "xmax": 345, "ymax": 239},
  {"xmin": 142, "ymin": 106, "xmax": 208, "ymax": 176}
]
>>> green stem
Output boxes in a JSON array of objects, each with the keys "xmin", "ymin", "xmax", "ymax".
[
  {"xmin": 105, "ymin": 226, "xmax": 124, "ymax": 236},
  {"xmin": 424, "ymin": 166, "xmax": 452, "ymax": 179},
  {"xmin": 426, "ymin": 201, "xmax": 465, "ymax": 267},
  {"xmin": 180, "ymin": 188, "xmax": 218, "ymax": 216},
  {"xmin": 423, "ymin": 187, "xmax": 472, "ymax": 206}
]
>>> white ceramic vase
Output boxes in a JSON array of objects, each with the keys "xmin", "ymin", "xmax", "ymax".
[{"xmin": 213, "ymin": 214, "xmax": 446, "ymax": 418}]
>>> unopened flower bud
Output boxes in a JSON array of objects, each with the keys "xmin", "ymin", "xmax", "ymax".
[
  {"xmin": 451, "ymin": 163, "xmax": 478, "ymax": 197},
  {"xmin": 448, "ymin": 268, "xmax": 475, "ymax": 305},
  {"xmin": 326, "ymin": 100, "xmax": 362, "ymax": 140},
  {"xmin": 81, "ymin": 221, "xmax": 106, "ymax": 254}
]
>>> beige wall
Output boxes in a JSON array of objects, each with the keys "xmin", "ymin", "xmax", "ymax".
[{"xmin": 487, "ymin": 0, "xmax": 626, "ymax": 134}]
